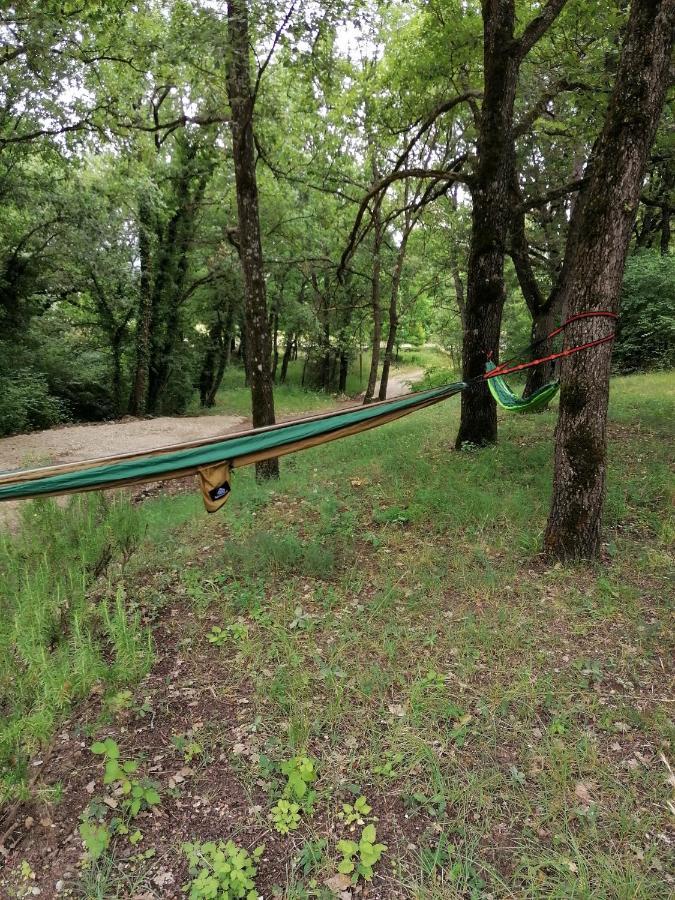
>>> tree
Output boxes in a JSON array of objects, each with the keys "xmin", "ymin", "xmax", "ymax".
[
  {"xmin": 544, "ymin": 0, "xmax": 675, "ymax": 559},
  {"xmin": 225, "ymin": 0, "xmax": 280, "ymax": 479},
  {"xmin": 455, "ymin": 0, "xmax": 569, "ymax": 448}
]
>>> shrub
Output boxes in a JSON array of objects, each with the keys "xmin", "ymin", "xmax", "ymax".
[
  {"xmin": 614, "ymin": 252, "xmax": 675, "ymax": 373},
  {"xmin": 0, "ymin": 368, "xmax": 68, "ymax": 436}
]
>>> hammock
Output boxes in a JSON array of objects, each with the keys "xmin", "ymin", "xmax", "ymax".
[
  {"xmin": 485, "ymin": 361, "xmax": 559, "ymax": 412},
  {"xmin": 0, "ymin": 381, "xmax": 467, "ymax": 511},
  {"xmin": 0, "ymin": 312, "xmax": 616, "ymax": 513}
]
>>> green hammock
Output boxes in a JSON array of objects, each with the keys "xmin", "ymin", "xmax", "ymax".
[
  {"xmin": 485, "ymin": 361, "xmax": 559, "ymax": 412},
  {"xmin": 0, "ymin": 379, "xmax": 467, "ymax": 507}
]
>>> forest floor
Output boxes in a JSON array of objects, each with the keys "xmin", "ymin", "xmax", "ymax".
[{"xmin": 0, "ymin": 370, "xmax": 672, "ymax": 900}]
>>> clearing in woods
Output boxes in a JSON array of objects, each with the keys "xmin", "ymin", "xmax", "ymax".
[{"xmin": 0, "ymin": 371, "xmax": 672, "ymax": 898}]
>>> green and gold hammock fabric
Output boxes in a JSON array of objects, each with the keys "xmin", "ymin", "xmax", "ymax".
[
  {"xmin": 0, "ymin": 380, "xmax": 467, "ymax": 511},
  {"xmin": 485, "ymin": 361, "xmax": 559, "ymax": 412}
]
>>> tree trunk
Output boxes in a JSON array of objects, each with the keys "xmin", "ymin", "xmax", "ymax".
[
  {"xmin": 111, "ymin": 330, "xmax": 124, "ymax": 418},
  {"xmin": 523, "ymin": 301, "xmax": 560, "ymax": 396},
  {"xmin": 271, "ymin": 311, "xmax": 279, "ymax": 381},
  {"xmin": 456, "ymin": 3, "xmax": 519, "ymax": 447},
  {"xmin": 451, "ymin": 264, "xmax": 466, "ymax": 330},
  {"xmin": 338, "ymin": 350, "xmax": 349, "ymax": 393},
  {"xmin": 363, "ymin": 199, "xmax": 383, "ymax": 404},
  {"xmin": 129, "ymin": 196, "xmax": 154, "ymax": 415},
  {"xmin": 456, "ymin": 0, "xmax": 569, "ymax": 447},
  {"xmin": 544, "ymin": 0, "xmax": 674, "ymax": 560},
  {"xmin": 226, "ymin": 0, "xmax": 278, "ymax": 479},
  {"xmin": 379, "ymin": 231, "xmax": 410, "ymax": 401},
  {"xmin": 279, "ymin": 332, "xmax": 293, "ymax": 383}
]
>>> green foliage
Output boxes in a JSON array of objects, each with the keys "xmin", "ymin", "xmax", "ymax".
[
  {"xmin": 336, "ymin": 824, "xmax": 387, "ymax": 882},
  {"xmin": 90, "ymin": 738, "xmax": 160, "ymax": 818},
  {"xmin": 182, "ymin": 840, "xmax": 264, "ymax": 900},
  {"xmin": 339, "ymin": 795, "xmax": 373, "ymax": 826},
  {"xmin": 281, "ymin": 755, "xmax": 316, "ymax": 803},
  {"xmin": 0, "ymin": 368, "xmax": 68, "ymax": 436},
  {"xmin": 0, "ymin": 494, "xmax": 151, "ymax": 806},
  {"xmin": 614, "ymin": 252, "xmax": 675, "ymax": 372},
  {"xmin": 79, "ymin": 821, "xmax": 111, "ymax": 862},
  {"xmin": 270, "ymin": 798, "xmax": 302, "ymax": 835}
]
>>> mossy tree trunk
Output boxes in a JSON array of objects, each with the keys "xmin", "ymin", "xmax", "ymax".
[
  {"xmin": 544, "ymin": 0, "xmax": 675, "ymax": 560},
  {"xmin": 129, "ymin": 195, "xmax": 154, "ymax": 416},
  {"xmin": 226, "ymin": 0, "xmax": 278, "ymax": 479}
]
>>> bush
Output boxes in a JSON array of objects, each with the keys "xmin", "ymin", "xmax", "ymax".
[
  {"xmin": 615, "ymin": 252, "xmax": 675, "ymax": 373},
  {"xmin": 0, "ymin": 368, "xmax": 69, "ymax": 436}
]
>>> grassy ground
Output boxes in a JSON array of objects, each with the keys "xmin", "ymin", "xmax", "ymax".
[{"xmin": 0, "ymin": 372, "xmax": 672, "ymax": 899}]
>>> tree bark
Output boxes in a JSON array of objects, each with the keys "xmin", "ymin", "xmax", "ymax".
[
  {"xmin": 456, "ymin": 2, "xmax": 520, "ymax": 447},
  {"xmin": 378, "ymin": 228, "xmax": 409, "ymax": 400},
  {"xmin": 456, "ymin": 0, "xmax": 568, "ymax": 447},
  {"xmin": 226, "ymin": 0, "xmax": 278, "ymax": 479},
  {"xmin": 279, "ymin": 332, "xmax": 293, "ymax": 384},
  {"xmin": 363, "ymin": 198, "xmax": 383, "ymax": 404},
  {"xmin": 129, "ymin": 195, "xmax": 154, "ymax": 415},
  {"xmin": 544, "ymin": 0, "xmax": 675, "ymax": 560}
]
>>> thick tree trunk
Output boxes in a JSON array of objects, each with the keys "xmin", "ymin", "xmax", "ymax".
[
  {"xmin": 523, "ymin": 301, "xmax": 560, "ymax": 396},
  {"xmin": 456, "ymin": 3, "xmax": 519, "ymax": 447},
  {"xmin": 544, "ymin": 0, "xmax": 674, "ymax": 560},
  {"xmin": 456, "ymin": 0, "xmax": 569, "ymax": 447},
  {"xmin": 227, "ymin": 0, "xmax": 278, "ymax": 479},
  {"xmin": 129, "ymin": 197, "xmax": 153, "ymax": 416},
  {"xmin": 363, "ymin": 201, "xmax": 383, "ymax": 404}
]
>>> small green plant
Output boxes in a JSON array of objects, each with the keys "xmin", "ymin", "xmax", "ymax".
[
  {"xmin": 172, "ymin": 732, "xmax": 205, "ymax": 763},
  {"xmin": 295, "ymin": 838, "xmax": 327, "ymax": 876},
  {"xmin": 91, "ymin": 738, "xmax": 160, "ymax": 818},
  {"xmin": 182, "ymin": 839, "xmax": 264, "ymax": 900},
  {"xmin": 207, "ymin": 622, "xmax": 249, "ymax": 646},
  {"xmin": 270, "ymin": 798, "xmax": 301, "ymax": 834},
  {"xmin": 339, "ymin": 795, "xmax": 373, "ymax": 826},
  {"xmin": 79, "ymin": 820, "xmax": 111, "ymax": 861},
  {"xmin": 336, "ymin": 824, "xmax": 387, "ymax": 882},
  {"xmin": 281, "ymin": 756, "xmax": 316, "ymax": 801},
  {"xmin": 373, "ymin": 752, "xmax": 404, "ymax": 778},
  {"xmin": 106, "ymin": 688, "xmax": 133, "ymax": 716},
  {"xmin": 207, "ymin": 625, "xmax": 228, "ymax": 646}
]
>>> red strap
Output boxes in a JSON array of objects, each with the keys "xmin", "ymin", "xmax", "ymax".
[
  {"xmin": 484, "ymin": 333, "xmax": 615, "ymax": 382},
  {"xmin": 487, "ymin": 310, "xmax": 617, "ymax": 378}
]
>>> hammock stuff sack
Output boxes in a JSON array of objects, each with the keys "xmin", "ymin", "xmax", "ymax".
[
  {"xmin": 0, "ymin": 380, "xmax": 468, "ymax": 512},
  {"xmin": 485, "ymin": 361, "xmax": 560, "ymax": 412}
]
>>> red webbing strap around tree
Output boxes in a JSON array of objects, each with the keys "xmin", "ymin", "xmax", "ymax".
[{"xmin": 484, "ymin": 311, "xmax": 617, "ymax": 381}]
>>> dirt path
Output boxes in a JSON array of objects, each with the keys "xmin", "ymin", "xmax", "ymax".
[{"xmin": 363, "ymin": 367, "xmax": 424, "ymax": 400}]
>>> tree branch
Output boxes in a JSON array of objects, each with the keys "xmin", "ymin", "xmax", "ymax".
[
  {"xmin": 517, "ymin": 0, "xmax": 569, "ymax": 60},
  {"xmin": 518, "ymin": 177, "xmax": 586, "ymax": 211},
  {"xmin": 338, "ymin": 162, "xmax": 468, "ymax": 281},
  {"xmin": 252, "ymin": 0, "xmax": 298, "ymax": 104}
]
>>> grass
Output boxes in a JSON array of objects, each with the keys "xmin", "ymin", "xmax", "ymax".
[{"xmin": 0, "ymin": 371, "xmax": 672, "ymax": 898}]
